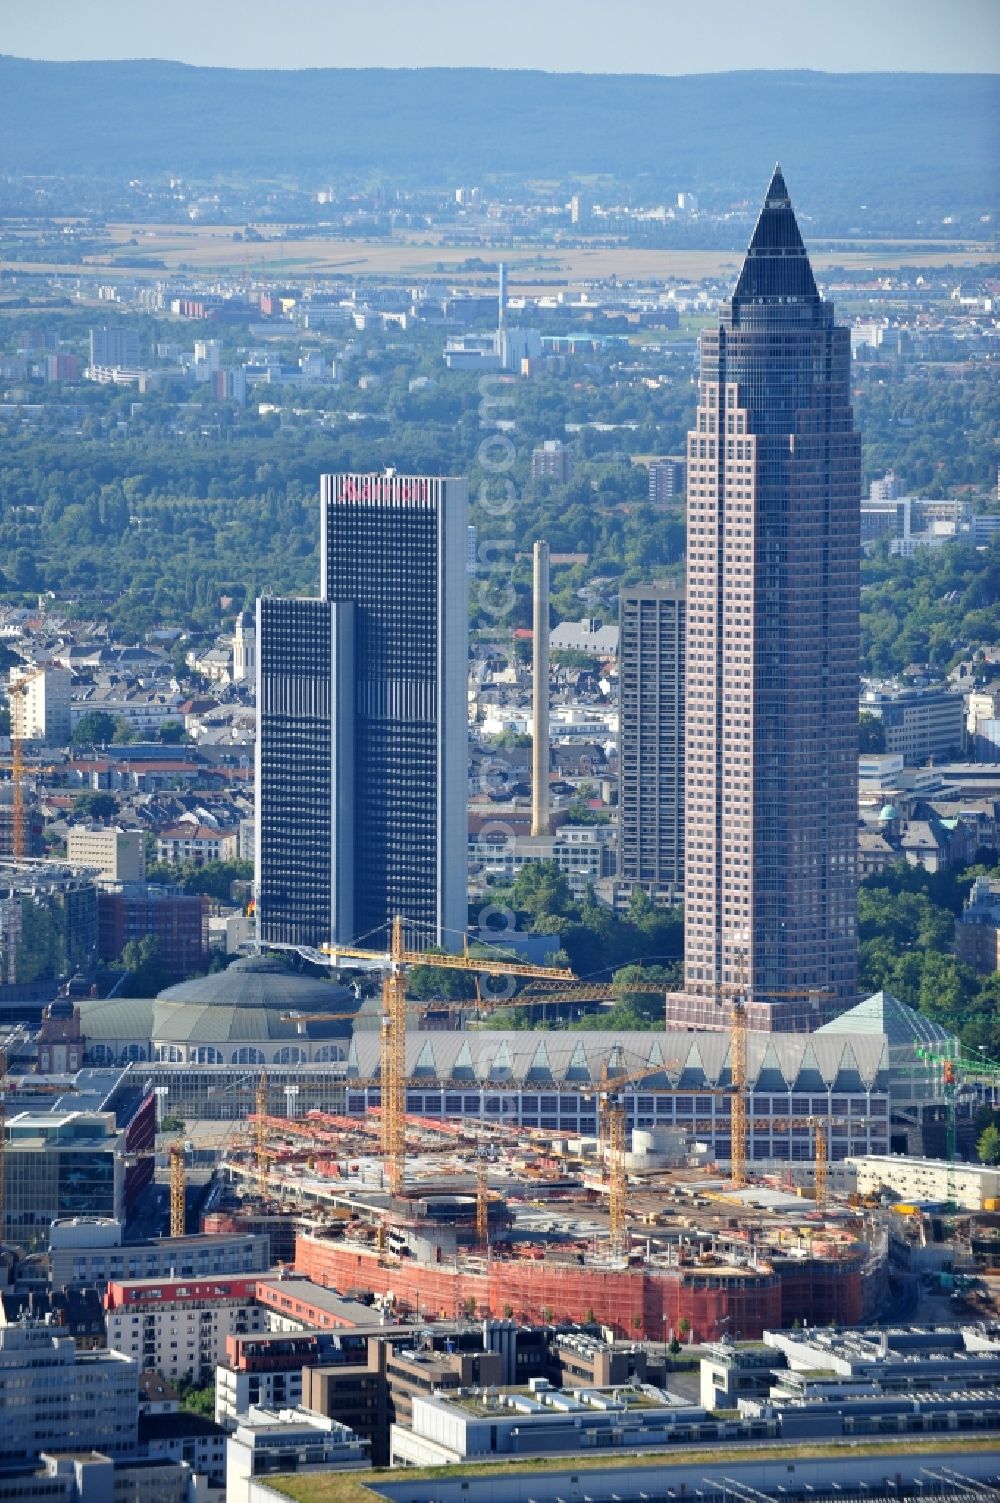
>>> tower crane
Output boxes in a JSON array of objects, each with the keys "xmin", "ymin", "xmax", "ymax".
[
  {"xmin": 717, "ymin": 964, "xmax": 834, "ymax": 1190},
  {"xmin": 475, "ymin": 1150, "xmax": 490, "ymax": 1254},
  {"xmin": 915, "ymin": 1042, "xmax": 976, "ymax": 1209},
  {"xmin": 585, "ymin": 1051, "xmax": 682, "ymax": 1259},
  {"xmin": 813, "ymin": 1118, "xmax": 829, "ymax": 1212},
  {"xmin": 255, "ymin": 1070, "xmax": 269, "ymax": 1198},
  {"xmin": 284, "ymin": 918, "xmax": 574, "ymax": 1194},
  {"xmin": 715, "ymin": 953, "xmax": 750, "ymax": 1189},
  {"xmin": 168, "ymin": 1141, "xmax": 186, "ymax": 1237},
  {"xmin": 741, "ymin": 1114, "xmax": 849, "ymax": 1211}
]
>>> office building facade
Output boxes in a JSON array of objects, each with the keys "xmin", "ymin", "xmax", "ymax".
[
  {"xmin": 667, "ymin": 168, "xmax": 860, "ymax": 1032},
  {"xmin": 0, "ymin": 1323, "xmax": 138, "ymax": 1464},
  {"xmin": 257, "ymin": 472, "xmax": 467, "ymax": 950},
  {"xmin": 618, "ymin": 582, "xmax": 685, "ymax": 902},
  {"xmin": 66, "ymin": 826, "xmax": 146, "ymax": 882}
]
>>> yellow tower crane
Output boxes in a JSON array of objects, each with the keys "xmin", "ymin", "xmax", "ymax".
[
  {"xmin": 608, "ymin": 1105, "xmax": 627, "ymax": 1258},
  {"xmin": 588, "ymin": 1055, "xmax": 681, "ymax": 1259},
  {"xmin": 302, "ymin": 918, "xmax": 574, "ymax": 1195},
  {"xmin": 713, "ymin": 955, "xmax": 751, "ymax": 1189},
  {"xmin": 718, "ymin": 964, "xmax": 834, "ymax": 1190},
  {"xmin": 813, "ymin": 1118, "xmax": 829, "ymax": 1212},
  {"xmin": 730, "ymin": 993, "xmax": 748, "ymax": 1190},
  {"xmin": 255, "ymin": 1070, "xmax": 269, "ymax": 1198},
  {"xmin": 745, "ymin": 1112, "xmax": 849, "ymax": 1210},
  {"xmin": 168, "ymin": 1141, "xmax": 185, "ymax": 1237},
  {"xmin": 475, "ymin": 1153, "xmax": 489, "ymax": 1254}
]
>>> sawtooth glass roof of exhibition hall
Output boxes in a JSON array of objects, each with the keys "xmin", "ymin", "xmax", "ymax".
[{"xmin": 344, "ymin": 1029, "xmax": 888, "ymax": 1093}]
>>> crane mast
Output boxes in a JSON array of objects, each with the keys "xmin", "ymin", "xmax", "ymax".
[
  {"xmin": 812, "ymin": 1118, "xmax": 828, "ymax": 1212},
  {"xmin": 475, "ymin": 1154, "xmax": 489, "ymax": 1253},
  {"xmin": 304, "ymin": 917, "xmax": 575, "ymax": 1196},
  {"xmin": 255, "ymin": 1070, "xmax": 269, "ymax": 1198},
  {"xmin": 608, "ymin": 1104, "xmax": 627, "ymax": 1258},
  {"xmin": 169, "ymin": 1142, "xmax": 185, "ymax": 1237}
]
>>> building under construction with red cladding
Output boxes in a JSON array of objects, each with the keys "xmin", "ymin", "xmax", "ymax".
[{"xmin": 294, "ymin": 1227, "xmax": 878, "ymax": 1342}]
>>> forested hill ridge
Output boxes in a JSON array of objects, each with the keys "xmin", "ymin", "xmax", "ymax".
[{"xmin": 1, "ymin": 58, "xmax": 997, "ymax": 226}]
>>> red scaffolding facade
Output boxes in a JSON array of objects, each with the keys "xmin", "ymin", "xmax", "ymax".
[{"xmin": 295, "ymin": 1233, "xmax": 801, "ymax": 1342}]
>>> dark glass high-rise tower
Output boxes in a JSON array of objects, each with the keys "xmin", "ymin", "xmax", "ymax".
[
  {"xmin": 256, "ymin": 472, "xmax": 468, "ymax": 951},
  {"xmin": 619, "ymin": 582, "xmax": 686, "ymax": 903},
  {"xmin": 666, "ymin": 167, "xmax": 860, "ymax": 1033}
]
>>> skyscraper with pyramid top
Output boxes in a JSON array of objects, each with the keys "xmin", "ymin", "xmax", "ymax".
[{"xmin": 667, "ymin": 167, "xmax": 861, "ymax": 1034}]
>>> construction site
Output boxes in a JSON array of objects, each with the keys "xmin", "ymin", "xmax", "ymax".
[
  {"xmin": 197, "ymin": 1088, "xmax": 886, "ymax": 1341},
  {"xmin": 6, "ymin": 908, "xmax": 998, "ymax": 1341},
  {"xmin": 148, "ymin": 919, "xmax": 921, "ymax": 1343}
]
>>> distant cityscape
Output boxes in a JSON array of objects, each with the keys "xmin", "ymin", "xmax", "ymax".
[{"xmin": 0, "ymin": 50, "xmax": 999, "ymax": 1503}]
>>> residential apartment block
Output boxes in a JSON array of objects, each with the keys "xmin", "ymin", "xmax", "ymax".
[
  {"xmin": 10, "ymin": 662, "xmax": 72, "ymax": 744},
  {"xmin": 104, "ymin": 1276, "xmax": 270, "ymax": 1384}
]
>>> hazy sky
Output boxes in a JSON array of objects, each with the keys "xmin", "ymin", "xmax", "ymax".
[{"xmin": 4, "ymin": 0, "xmax": 999, "ymax": 73}]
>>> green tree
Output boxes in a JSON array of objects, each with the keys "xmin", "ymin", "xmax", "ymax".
[
  {"xmin": 509, "ymin": 861, "xmax": 575, "ymax": 927},
  {"xmin": 627, "ymin": 887, "xmax": 656, "ymax": 925},
  {"xmin": 859, "ymin": 711, "xmax": 886, "ymax": 753},
  {"xmin": 112, "ymin": 717, "xmax": 140, "ymax": 744},
  {"xmin": 159, "ymin": 720, "xmax": 190, "ymax": 744},
  {"xmin": 121, "ymin": 935, "xmax": 169, "ymax": 997},
  {"xmin": 145, "ymin": 858, "xmax": 252, "ymax": 903},
  {"xmin": 977, "ymin": 1123, "xmax": 1000, "ymax": 1165},
  {"xmin": 178, "ymin": 1381, "xmax": 215, "ymax": 1418},
  {"xmin": 73, "ymin": 791, "xmax": 118, "ymax": 822},
  {"xmin": 72, "ymin": 710, "xmax": 117, "ymax": 746}
]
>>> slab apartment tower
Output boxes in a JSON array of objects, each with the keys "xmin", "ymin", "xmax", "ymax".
[
  {"xmin": 256, "ymin": 472, "xmax": 468, "ymax": 951},
  {"xmin": 666, "ymin": 167, "xmax": 860, "ymax": 1032},
  {"xmin": 619, "ymin": 582, "xmax": 686, "ymax": 903}
]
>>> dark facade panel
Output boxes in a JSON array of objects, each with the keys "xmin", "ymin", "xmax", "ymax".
[{"xmin": 619, "ymin": 583, "xmax": 686, "ymax": 897}]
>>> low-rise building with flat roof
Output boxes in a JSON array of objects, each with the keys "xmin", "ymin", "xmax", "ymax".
[
  {"xmin": 846, "ymin": 1153, "xmax": 1000, "ymax": 1211},
  {"xmin": 49, "ymin": 1219, "xmax": 270, "ymax": 1290},
  {"xmin": 227, "ymin": 1408, "xmax": 368, "ymax": 1503},
  {"xmin": 389, "ymin": 1382, "xmax": 777, "ymax": 1466}
]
